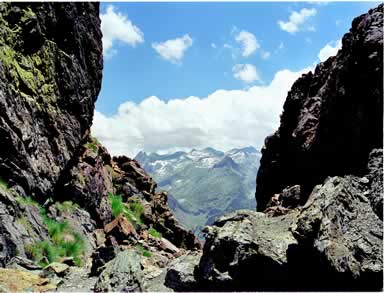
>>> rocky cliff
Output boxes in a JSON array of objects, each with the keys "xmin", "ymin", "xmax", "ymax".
[
  {"xmin": 198, "ymin": 4, "xmax": 383, "ymax": 291},
  {"xmin": 256, "ymin": 4, "xmax": 383, "ymax": 212},
  {"xmin": 0, "ymin": 3, "xmax": 200, "ymax": 291},
  {"xmin": 0, "ymin": 2, "xmax": 384, "ymax": 292},
  {"xmin": 0, "ymin": 2, "xmax": 102, "ymax": 199}
]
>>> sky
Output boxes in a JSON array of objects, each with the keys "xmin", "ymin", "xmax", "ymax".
[{"xmin": 92, "ymin": 1, "xmax": 381, "ymax": 157}]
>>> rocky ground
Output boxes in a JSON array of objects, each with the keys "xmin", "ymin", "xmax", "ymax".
[{"xmin": 0, "ymin": 2, "xmax": 383, "ymax": 292}]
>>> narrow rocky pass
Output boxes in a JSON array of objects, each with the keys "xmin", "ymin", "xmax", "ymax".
[{"xmin": 0, "ymin": 2, "xmax": 383, "ymax": 292}]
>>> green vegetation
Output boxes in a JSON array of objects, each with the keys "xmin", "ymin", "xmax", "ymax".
[
  {"xmin": 16, "ymin": 216, "xmax": 33, "ymax": 234},
  {"xmin": 16, "ymin": 196, "xmax": 39, "ymax": 207},
  {"xmin": 136, "ymin": 244, "xmax": 152, "ymax": 257},
  {"xmin": 0, "ymin": 177, "xmax": 9, "ymax": 191},
  {"xmin": 108, "ymin": 193, "xmax": 144, "ymax": 226},
  {"xmin": 85, "ymin": 136, "xmax": 99, "ymax": 153},
  {"xmin": 27, "ymin": 205, "xmax": 85, "ymax": 267},
  {"xmin": 149, "ymin": 227, "xmax": 162, "ymax": 239},
  {"xmin": 54, "ymin": 200, "xmax": 79, "ymax": 213}
]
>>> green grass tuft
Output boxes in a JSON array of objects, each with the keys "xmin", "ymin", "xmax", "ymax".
[
  {"xmin": 27, "ymin": 205, "xmax": 85, "ymax": 267},
  {"xmin": 149, "ymin": 227, "xmax": 162, "ymax": 239},
  {"xmin": 108, "ymin": 193, "xmax": 144, "ymax": 225},
  {"xmin": 109, "ymin": 193, "xmax": 126, "ymax": 217},
  {"xmin": 136, "ymin": 244, "xmax": 152, "ymax": 257}
]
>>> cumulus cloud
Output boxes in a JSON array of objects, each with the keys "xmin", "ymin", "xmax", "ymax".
[
  {"xmin": 152, "ymin": 34, "xmax": 193, "ymax": 64},
  {"xmin": 232, "ymin": 64, "xmax": 261, "ymax": 83},
  {"xmin": 92, "ymin": 66, "xmax": 313, "ymax": 157},
  {"xmin": 318, "ymin": 40, "xmax": 342, "ymax": 62},
  {"xmin": 278, "ymin": 8, "xmax": 317, "ymax": 34},
  {"xmin": 100, "ymin": 5, "xmax": 144, "ymax": 57},
  {"xmin": 234, "ymin": 30, "xmax": 260, "ymax": 57}
]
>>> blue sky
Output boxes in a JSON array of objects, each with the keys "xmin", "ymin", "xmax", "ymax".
[{"xmin": 92, "ymin": 1, "xmax": 380, "ymax": 156}]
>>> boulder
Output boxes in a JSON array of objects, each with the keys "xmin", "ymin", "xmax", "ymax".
[
  {"xmin": 94, "ymin": 250, "xmax": 143, "ymax": 292},
  {"xmin": 197, "ymin": 210, "xmax": 298, "ymax": 291},
  {"xmin": 90, "ymin": 235, "xmax": 120, "ymax": 276},
  {"xmin": 104, "ymin": 214, "xmax": 138, "ymax": 243},
  {"xmin": 165, "ymin": 252, "xmax": 201, "ymax": 291}
]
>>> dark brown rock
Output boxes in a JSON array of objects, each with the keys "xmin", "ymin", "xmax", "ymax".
[
  {"xmin": 0, "ymin": 2, "xmax": 102, "ymax": 200},
  {"xmin": 55, "ymin": 137, "xmax": 113, "ymax": 225},
  {"xmin": 104, "ymin": 214, "xmax": 138, "ymax": 243},
  {"xmin": 256, "ymin": 4, "xmax": 383, "ymax": 211}
]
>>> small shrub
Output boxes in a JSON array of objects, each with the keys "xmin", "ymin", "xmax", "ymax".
[
  {"xmin": 136, "ymin": 244, "xmax": 152, "ymax": 257},
  {"xmin": 149, "ymin": 227, "xmax": 161, "ymax": 239}
]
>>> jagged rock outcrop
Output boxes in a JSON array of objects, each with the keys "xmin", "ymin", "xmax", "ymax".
[
  {"xmin": 199, "ymin": 150, "xmax": 383, "ymax": 291},
  {"xmin": 256, "ymin": 4, "xmax": 383, "ymax": 211},
  {"xmin": 197, "ymin": 210, "xmax": 299, "ymax": 291},
  {"xmin": 0, "ymin": 2, "xmax": 102, "ymax": 199}
]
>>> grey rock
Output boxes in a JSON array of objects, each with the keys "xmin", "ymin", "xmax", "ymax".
[
  {"xmin": 0, "ymin": 190, "xmax": 48, "ymax": 266},
  {"xmin": 94, "ymin": 250, "xmax": 143, "ymax": 292},
  {"xmin": 165, "ymin": 252, "xmax": 201, "ymax": 291},
  {"xmin": 197, "ymin": 209, "xmax": 298, "ymax": 291},
  {"xmin": 40, "ymin": 262, "xmax": 69, "ymax": 278},
  {"xmin": 56, "ymin": 266, "xmax": 98, "ymax": 292},
  {"xmin": 366, "ymin": 148, "xmax": 383, "ymax": 219},
  {"xmin": 199, "ymin": 150, "xmax": 383, "ymax": 291},
  {"xmin": 292, "ymin": 175, "xmax": 383, "ymax": 290},
  {"xmin": 5, "ymin": 256, "xmax": 41, "ymax": 273}
]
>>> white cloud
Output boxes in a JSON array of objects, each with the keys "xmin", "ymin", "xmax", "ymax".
[
  {"xmin": 260, "ymin": 50, "xmax": 271, "ymax": 60},
  {"xmin": 318, "ymin": 40, "xmax": 342, "ymax": 62},
  {"xmin": 100, "ymin": 5, "xmax": 144, "ymax": 57},
  {"xmin": 232, "ymin": 64, "xmax": 261, "ymax": 83},
  {"xmin": 92, "ymin": 66, "xmax": 313, "ymax": 157},
  {"xmin": 211, "ymin": 43, "xmax": 217, "ymax": 49},
  {"xmin": 234, "ymin": 30, "xmax": 259, "ymax": 57},
  {"xmin": 278, "ymin": 8, "xmax": 317, "ymax": 34},
  {"xmin": 152, "ymin": 34, "xmax": 193, "ymax": 64}
]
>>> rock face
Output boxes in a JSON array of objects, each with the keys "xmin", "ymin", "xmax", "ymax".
[
  {"xmin": 292, "ymin": 172, "xmax": 383, "ymax": 290},
  {"xmin": 0, "ymin": 2, "xmax": 103, "ymax": 199},
  {"xmin": 199, "ymin": 150, "xmax": 383, "ymax": 291},
  {"xmin": 0, "ymin": 3, "xmax": 200, "ymax": 291},
  {"xmin": 256, "ymin": 4, "xmax": 383, "ymax": 211},
  {"xmin": 199, "ymin": 4, "xmax": 383, "ymax": 292}
]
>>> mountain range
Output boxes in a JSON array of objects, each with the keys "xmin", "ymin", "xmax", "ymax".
[{"xmin": 135, "ymin": 147, "xmax": 260, "ymax": 234}]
